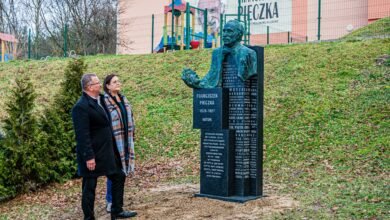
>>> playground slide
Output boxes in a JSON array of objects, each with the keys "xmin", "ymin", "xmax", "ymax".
[
  {"xmin": 154, "ymin": 37, "xmax": 165, "ymax": 53},
  {"xmin": 153, "ymin": 36, "xmax": 180, "ymax": 52},
  {"xmin": 153, "ymin": 33, "xmax": 215, "ymax": 52},
  {"xmin": 0, "ymin": 53, "xmax": 13, "ymax": 62}
]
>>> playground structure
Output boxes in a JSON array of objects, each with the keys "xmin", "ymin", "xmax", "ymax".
[
  {"xmin": 160, "ymin": 0, "xmax": 195, "ymax": 51},
  {"xmin": 0, "ymin": 33, "xmax": 18, "ymax": 62},
  {"xmin": 154, "ymin": 0, "xmax": 251, "ymax": 53},
  {"xmin": 154, "ymin": 0, "xmax": 218, "ymax": 52}
]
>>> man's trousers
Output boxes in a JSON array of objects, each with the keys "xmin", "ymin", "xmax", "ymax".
[{"xmin": 82, "ymin": 172, "xmax": 126, "ymax": 220}]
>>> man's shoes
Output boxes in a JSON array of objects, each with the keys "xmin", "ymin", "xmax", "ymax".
[
  {"xmin": 106, "ymin": 202, "xmax": 112, "ymax": 213},
  {"xmin": 111, "ymin": 210, "xmax": 137, "ymax": 219}
]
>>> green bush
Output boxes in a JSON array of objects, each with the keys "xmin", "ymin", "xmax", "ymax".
[
  {"xmin": 0, "ymin": 59, "xmax": 87, "ymax": 199},
  {"xmin": 40, "ymin": 58, "xmax": 87, "ymax": 180},
  {"xmin": 0, "ymin": 70, "xmax": 52, "ymax": 198}
]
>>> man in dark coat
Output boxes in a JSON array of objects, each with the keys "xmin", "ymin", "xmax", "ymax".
[{"xmin": 72, "ymin": 73, "xmax": 136, "ymax": 220}]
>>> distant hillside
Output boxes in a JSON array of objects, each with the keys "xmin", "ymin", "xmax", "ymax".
[{"xmin": 0, "ymin": 25, "xmax": 389, "ymax": 218}]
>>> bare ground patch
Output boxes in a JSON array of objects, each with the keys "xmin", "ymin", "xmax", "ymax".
[
  {"xmin": 79, "ymin": 183, "xmax": 297, "ymax": 220},
  {"xmin": 0, "ymin": 160, "xmax": 298, "ymax": 219},
  {"xmin": 113, "ymin": 183, "xmax": 298, "ymax": 220}
]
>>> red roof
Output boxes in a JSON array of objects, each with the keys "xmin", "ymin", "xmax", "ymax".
[
  {"xmin": 164, "ymin": 0, "xmax": 195, "ymax": 14},
  {"xmin": 0, "ymin": 33, "xmax": 18, "ymax": 43}
]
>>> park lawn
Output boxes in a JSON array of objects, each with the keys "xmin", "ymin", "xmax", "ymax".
[{"xmin": 0, "ymin": 36, "xmax": 389, "ymax": 218}]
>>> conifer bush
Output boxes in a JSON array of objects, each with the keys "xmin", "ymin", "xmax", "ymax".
[
  {"xmin": 40, "ymin": 58, "xmax": 87, "ymax": 180},
  {"xmin": 0, "ymin": 59, "xmax": 87, "ymax": 199},
  {"xmin": 0, "ymin": 70, "xmax": 51, "ymax": 198}
]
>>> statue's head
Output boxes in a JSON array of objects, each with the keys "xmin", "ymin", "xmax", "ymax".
[{"xmin": 222, "ymin": 20, "xmax": 244, "ymax": 47}]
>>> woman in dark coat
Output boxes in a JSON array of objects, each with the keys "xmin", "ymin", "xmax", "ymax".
[{"xmin": 103, "ymin": 74, "xmax": 136, "ymax": 213}]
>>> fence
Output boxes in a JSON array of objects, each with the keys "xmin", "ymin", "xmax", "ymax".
[
  {"xmin": 1, "ymin": 0, "xmax": 389, "ymax": 60},
  {"xmin": 120, "ymin": 0, "xmax": 390, "ymax": 54},
  {"xmin": 22, "ymin": 22, "xmax": 117, "ymax": 60}
]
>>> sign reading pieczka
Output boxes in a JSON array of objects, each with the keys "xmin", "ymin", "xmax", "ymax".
[{"xmin": 188, "ymin": 0, "xmax": 292, "ymax": 34}]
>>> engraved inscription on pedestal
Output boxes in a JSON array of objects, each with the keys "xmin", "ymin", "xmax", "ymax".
[
  {"xmin": 200, "ymin": 130, "xmax": 234, "ymax": 197},
  {"xmin": 221, "ymin": 54, "xmax": 254, "ymax": 195}
]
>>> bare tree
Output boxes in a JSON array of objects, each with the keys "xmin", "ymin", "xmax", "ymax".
[
  {"xmin": 0, "ymin": 1, "xmax": 4, "ymax": 31},
  {"xmin": 16, "ymin": 0, "xmax": 45, "ymax": 57},
  {"xmin": 0, "ymin": 0, "xmax": 18, "ymax": 34},
  {"xmin": 0, "ymin": 0, "xmax": 29, "ymax": 58},
  {"xmin": 1, "ymin": 0, "xmax": 132, "ymax": 58},
  {"xmin": 40, "ymin": 0, "xmax": 70, "ymax": 55}
]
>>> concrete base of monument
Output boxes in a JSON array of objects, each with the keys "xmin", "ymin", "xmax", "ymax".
[{"xmin": 195, "ymin": 193, "xmax": 263, "ymax": 203}]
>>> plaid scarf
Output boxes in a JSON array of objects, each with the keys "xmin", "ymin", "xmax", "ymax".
[{"xmin": 104, "ymin": 93, "xmax": 135, "ymax": 175}]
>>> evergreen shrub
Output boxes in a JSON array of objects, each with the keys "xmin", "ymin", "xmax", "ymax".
[
  {"xmin": 0, "ymin": 59, "xmax": 87, "ymax": 199},
  {"xmin": 0, "ymin": 70, "xmax": 51, "ymax": 198},
  {"xmin": 40, "ymin": 58, "xmax": 87, "ymax": 180}
]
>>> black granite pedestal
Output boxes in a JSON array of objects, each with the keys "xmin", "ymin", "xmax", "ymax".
[{"xmin": 192, "ymin": 46, "xmax": 264, "ymax": 203}]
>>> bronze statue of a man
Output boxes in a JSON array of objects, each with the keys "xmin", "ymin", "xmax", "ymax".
[{"xmin": 182, "ymin": 20, "xmax": 257, "ymax": 88}]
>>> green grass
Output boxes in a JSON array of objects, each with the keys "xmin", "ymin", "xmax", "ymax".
[
  {"xmin": 0, "ymin": 36, "xmax": 389, "ymax": 218},
  {"xmin": 342, "ymin": 17, "xmax": 390, "ymax": 41},
  {"xmin": 264, "ymin": 39, "xmax": 389, "ymax": 218}
]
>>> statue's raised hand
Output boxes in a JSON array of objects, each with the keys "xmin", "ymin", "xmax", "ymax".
[{"xmin": 181, "ymin": 68, "xmax": 200, "ymax": 88}]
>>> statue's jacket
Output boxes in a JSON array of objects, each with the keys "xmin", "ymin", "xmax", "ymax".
[{"xmin": 197, "ymin": 44, "xmax": 257, "ymax": 88}]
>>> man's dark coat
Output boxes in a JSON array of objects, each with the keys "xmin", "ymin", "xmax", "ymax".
[{"xmin": 72, "ymin": 92, "xmax": 119, "ymax": 177}]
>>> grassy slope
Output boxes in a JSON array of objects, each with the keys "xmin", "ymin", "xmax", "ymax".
[
  {"xmin": 342, "ymin": 17, "xmax": 390, "ymax": 41},
  {"xmin": 265, "ymin": 40, "xmax": 389, "ymax": 218},
  {"xmin": 0, "ymin": 37, "xmax": 389, "ymax": 218}
]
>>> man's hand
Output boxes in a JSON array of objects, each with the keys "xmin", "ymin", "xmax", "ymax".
[{"xmin": 86, "ymin": 159, "xmax": 96, "ymax": 171}]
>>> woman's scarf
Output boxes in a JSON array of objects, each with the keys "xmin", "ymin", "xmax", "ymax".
[{"xmin": 104, "ymin": 93, "xmax": 135, "ymax": 175}]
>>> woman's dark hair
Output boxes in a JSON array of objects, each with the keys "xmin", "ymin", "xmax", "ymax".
[{"xmin": 103, "ymin": 73, "xmax": 118, "ymax": 94}]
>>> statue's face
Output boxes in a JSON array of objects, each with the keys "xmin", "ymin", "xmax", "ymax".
[{"xmin": 222, "ymin": 23, "xmax": 240, "ymax": 46}]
